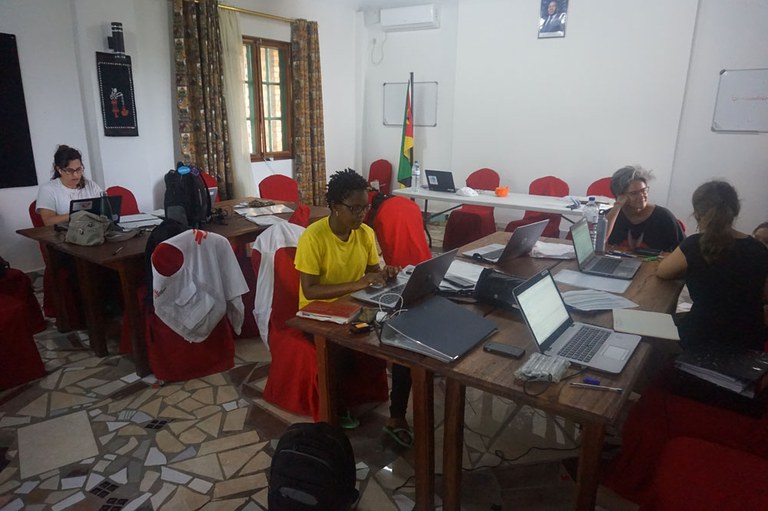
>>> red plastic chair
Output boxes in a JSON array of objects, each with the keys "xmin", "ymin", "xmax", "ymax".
[
  {"xmin": 200, "ymin": 172, "xmax": 220, "ymax": 203},
  {"xmin": 106, "ymin": 186, "xmax": 140, "ymax": 215},
  {"xmin": 442, "ymin": 168, "xmax": 501, "ymax": 251},
  {"xmin": 368, "ymin": 159, "xmax": 393, "ymax": 196},
  {"xmin": 0, "ymin": 297, "xmax": 46, "ymax": 389},
  {"xmin": 259, "ymin": 174, "xmax": 300, "ymax": 204},
  {"xmin": 586, "ymin": 177, "xmax": 614, "ymax": 198},
  {"xmin": 505, "ymin": 176, "xmax": 570, "ymax": 239},
  {"xmin": 372, "ymin": 196, "xmax": 432, "ymax": 268},
  {"xmin": 0, "ymin": 268, "xmax": 46, "ymax": 334}
]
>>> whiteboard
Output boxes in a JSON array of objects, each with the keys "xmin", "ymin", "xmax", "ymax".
[
  {"xmin": 712, "ymin": 68, "xmax": 768, "ymax": 132},
  {"xmin": 383, "ymin": 81, "xmax": 438, "ymax": 127}
]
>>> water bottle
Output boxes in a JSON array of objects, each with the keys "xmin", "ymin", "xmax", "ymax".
[
  {"xmin": 582, "ymin": 196, "xmax": 599, "ymax": 249},
  {"xmin": 411, "ymin": 160, "xmax": 421, "ymax": 189},
  {"xmin": 594, "ymin": 209, "xmax": 607, "ymax": 253}
]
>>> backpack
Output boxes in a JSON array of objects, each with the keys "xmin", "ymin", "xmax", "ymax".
[
  {"xmin": 163, "ymin": 163, "xmax": 212, "ymax": 228},
  {"xmin": 268, "ymin": 422, "xmax": 359, "ymax": 511}
]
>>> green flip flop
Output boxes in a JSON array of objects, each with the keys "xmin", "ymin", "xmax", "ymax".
[
  {"xmin": 382, "ymin": 425, "xmax": 414, "ymax": 449},
  {"xmin": 338, "ymin": 410, "xmax": 360, "ymax": 430}
]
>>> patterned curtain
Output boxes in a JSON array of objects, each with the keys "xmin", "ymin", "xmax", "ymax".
[
  {"xmin": 173, "ymin": 0, "xmax": 232, "ymax": 200},
  {"xmin": 291, "ymin": 20, "xmax": 326, "ymax": 206}
]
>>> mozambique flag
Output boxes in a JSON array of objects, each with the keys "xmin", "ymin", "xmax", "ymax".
[{"xmin": 397, "ymin": 84, "xmax": 413, "ymax": 187}]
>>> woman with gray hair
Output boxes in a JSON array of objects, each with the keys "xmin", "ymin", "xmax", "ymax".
[{"xmin": 605, "ymin": 165, "xmax": 685, "ymax": 252}]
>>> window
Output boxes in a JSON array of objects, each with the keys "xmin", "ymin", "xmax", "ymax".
[{"xmin": 242, "ymin": 37, "xmax": 292, "ymax": 161}]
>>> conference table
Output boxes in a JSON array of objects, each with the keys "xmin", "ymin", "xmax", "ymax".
[
  {"xmin": 287, "ymin": 231, "xmax": 683, "ymax": 511},
  {"xmin": 17, "ymin": 198, "xmax": 327, "ymax": 376}
]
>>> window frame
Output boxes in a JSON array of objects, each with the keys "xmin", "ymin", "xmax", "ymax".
[{"xmin": 242, "ymin": 36, "xmax": 293, "ymax": 162}]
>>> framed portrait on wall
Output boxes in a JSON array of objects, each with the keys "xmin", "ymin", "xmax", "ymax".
[
  {"xmin": 96, "ymin": 52, "xmax": 139, "ymax": 136},
  {"xmin": 539, "ymin": 0, "xmax": 568, "ymax": 39}
]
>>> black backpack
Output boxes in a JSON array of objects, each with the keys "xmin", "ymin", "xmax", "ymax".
[
  {"xmin": 268, "ymin": 422, "xmax": 359, "ymax": 511},
  {"xmin": 163, "ymin": 163, "xmax": 212, "ymax": 228}
]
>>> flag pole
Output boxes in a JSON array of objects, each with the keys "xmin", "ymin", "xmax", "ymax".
[{"xmin": 409, "ymin": 71, "xmax": 414, "ymax": 166}]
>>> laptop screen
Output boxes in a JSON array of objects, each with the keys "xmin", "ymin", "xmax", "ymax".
[
  {"xmin": 514, "ymin": 272, "xmax": 570, "ymax": 348},
  {"xmin": 571, "ymin": 220, "xmax": 594, "ymax": 266}
]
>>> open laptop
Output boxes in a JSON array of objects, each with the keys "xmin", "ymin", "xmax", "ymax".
[
  {"xmin": 463, "ymin": 219, "xmax": 548, "ymax": 263},
  {"xmin": 69, "ymin": 196, "xmax": 122, "ymax": 223},
  {"xmin": 425, "ymin": 170, "xmax": 456, "ymax": 193},
  {"xmin": 352, "ymin": 249, "xmax": 457, "ymax": 308},
  {"xmin": 570, "ymin": 219, "xmax": 641, "ymax": 280},
  {"xmin": 513, "ymin": 270, "xmax": 641, "ymax": 373}
]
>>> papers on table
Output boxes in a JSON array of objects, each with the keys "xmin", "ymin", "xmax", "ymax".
[
  {"xmin": 234, "ymin": 204, "xmax": 294, "ymax": 217},
  {"xmin": 554, "ymin": 268, "xmax": 631, "ymax": 294},
  {"xmin": 244, "ymin": 215, "xmax": 287, "ymax": 226},
  {"xmin": 530, "ymin": 241, "xmax": 575, "ymax": 259},
  {"xmin": 613, "ymin": 309, "xmax": 680, "ymax": 341},
  {"xmin": 117, "ymin": 213, "xmax": 163, "ymax": 229},
  {"xmin": 562, "ymin": 290, "xmax": 638, "ymax": 312},
  {"xmin": 440, "ymin": 260, "xmax": 485, "ymax": 290}
]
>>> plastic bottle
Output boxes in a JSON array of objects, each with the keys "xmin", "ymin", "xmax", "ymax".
[
  {"xmin": 582, "ymin": 196, "xmax": 600, "ymax": 248},
  {"xmin": 411, "ymin": 160, "xmax": 421, "ymax": 189},
  {"xmin": 594, "ymin": 209, "xmax": 607, "ymax": 253}
]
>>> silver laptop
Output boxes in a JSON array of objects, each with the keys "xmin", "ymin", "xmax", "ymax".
[
  {"xmin": 570, "ymin": 219, "xmax": 641, "ymax": 280},
  {"xmin": 352, "ymin": 250, "xmax": 457, "ymax": 308},
  {"xmin": 425, "ymin": 170, "xmax": 456, "ymax": 193},
  {"xmin": 463, "ymin": 219, "xmax": 548, "ymax": 263},
  {"xmin": 514, "ymin": 270, "xmax": 641, "ymax": 373}
]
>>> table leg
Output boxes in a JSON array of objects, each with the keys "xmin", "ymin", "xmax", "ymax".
[
  {"xmin": 45, "ymin": 246, "xmax": 72, "ymax": 333},
  {"xmin": 314, "ymin": 335, "xmax": 338, "ymax": 426},
  {"xmin": 73, "ymin": 258, "xmax": 108, "ymax": 357},
  {"xmin": 411, "ymin": 366, "xmax": 435, "ymax": 511},
  {"xmin": 574, "ymin": 422, "xmax": 606, "ymax": 511},
  {"xmin": 116, "ymin": 262, "xmax": 150, "ymax": 376},
  {"xmin": 422, "ymin": 199, "xmax": 432, "ymax": 247},
  {"xmin": 442, "ymin": 377, "xmax": 465, "ymax": 511}
]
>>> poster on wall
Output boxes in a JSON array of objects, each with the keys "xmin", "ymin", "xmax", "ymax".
[
  {"xmin": 539, "ymin": 0, "xmax": 568, "ymax": 39},
  {"xmin": 96, "ymin": 51, "xmax": 138, "ymax": 136}
]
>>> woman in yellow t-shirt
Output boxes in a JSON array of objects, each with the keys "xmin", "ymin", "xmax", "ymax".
[{"xmin": 296, "ymin": 169, "xmax": 414, "ymax": 447}]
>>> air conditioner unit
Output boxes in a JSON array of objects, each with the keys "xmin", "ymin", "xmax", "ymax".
[{"xmin": 380, "ymin": 4, "xmax": 439, "ymax": 32}]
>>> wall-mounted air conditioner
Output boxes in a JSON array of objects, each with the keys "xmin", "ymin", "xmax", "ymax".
[{"xmin": 380, "ymin": 4, "xmax": 439, "ymax": 32}]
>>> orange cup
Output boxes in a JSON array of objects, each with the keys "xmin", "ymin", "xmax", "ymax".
[{"xmin": 495, "ymin": 186, "xmax": 509, "ymax": 197}]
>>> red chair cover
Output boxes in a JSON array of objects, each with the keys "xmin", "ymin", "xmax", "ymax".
[
  {"xmin": 442, "ymin": 168, "xmax": 501, "ymax": 251},
  {"xmin": 288, "ymin": 204, "xmax": 311, "ymax": 227},
  {"xmin": 0, "ymin": 268, "xmax": 46, "ymax": 334},
  {"xmin": 200, "ymin": 172, "xmax": 220, "ymax": 203},
  {"xmin": 368, "ymin": 159, "xmax": 393, "ymax": 195},
  {"xmin": 586, "ymin": 177, "xmax": 613, "ymax": 198},
  {"xmin": 505, "ymin": 176, "xmax": 570, "ymax": 239},
  {"xmin": 106, "ymin": 186, "xmax": 140, "ymax": 215},
  {"xmin": 0, "ymin": 297, "xmax": 46, "ymax": 389},
  {"xmin": 259, "ymin": 175, "xmax": 300, "ymax": 204},
  {"xmin": 640, "ymin": 437, "xmax": 768, "ymax": 511},
  {"xmin": 372, "ymin": 196, "xmax": 432, "ymax": 267}
]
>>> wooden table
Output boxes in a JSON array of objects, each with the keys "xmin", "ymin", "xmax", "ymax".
[
  {"xmin": 18, "ymin": 199, "xmax": 327, "ymax": 376},
  {"xmin": 288, "ymin": 231, "xmax": 683, "ymax": 511}
]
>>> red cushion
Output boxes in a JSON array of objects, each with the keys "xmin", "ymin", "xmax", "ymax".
[
  {"xmin": 466, "ymin": 168, "xmax": 500, "ymax": 190},
  {"xmin": 0, "ymin": 297, "xmax": 46, "ymax": 389}
]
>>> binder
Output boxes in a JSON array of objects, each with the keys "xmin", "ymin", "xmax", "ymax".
[{"xmin": 380, "ymin": 296, "xmax": 497, "ymax": 363}]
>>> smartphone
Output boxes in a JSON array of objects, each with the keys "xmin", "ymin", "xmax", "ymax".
[
  {"xmin": 483, "ymin": 341, "xmax": 525, "ymax": 359},
  {"xmin": 634, "ymin": 247, "xmax": 662, "ymax": 257}
]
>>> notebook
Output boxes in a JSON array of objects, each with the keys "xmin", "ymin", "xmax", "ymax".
[
  {"xmin": 463, "ymin": 219, "xmax": 548, "ymax": 263},
  {"xmin": 570, "ymin": 219, "xmax": 641, "ymax": 280},
  {"xmin": 425, "ymin": 170, "xmax": 456, "ymax": 193},
  {"xmin": 513, "ymin": 269, "xmax": 641, "ymax": 373},
  {"xmin": 69, "ymin": 196, "xmax": 122, "ymax": 223},
  {"xmin": 351, "ymin": 249, "xmax": 457, "ymax": 308}
]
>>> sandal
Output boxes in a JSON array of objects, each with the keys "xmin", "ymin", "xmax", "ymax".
[
  {"xmin": 382, "ymin": 425, "xmax": 414, "ymax": 449},
  {"xmin": 338, "ymin": 410, "xmax": 360, "ymax": 430}
]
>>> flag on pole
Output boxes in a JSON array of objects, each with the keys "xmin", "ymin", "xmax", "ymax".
[{"xmin": 397, "ymin": 78, "xmax": 413, "ymax": 187}]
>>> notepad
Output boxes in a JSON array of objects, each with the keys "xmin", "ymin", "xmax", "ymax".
[{"xmin": 612, "ymin": 309, "xmax": 680, "ymax": 341}]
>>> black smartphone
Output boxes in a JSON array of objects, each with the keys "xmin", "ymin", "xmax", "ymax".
[
  {"xmin": 483, "ymin": 341, "xmax": 525, "ymax": 359},
  {"xmin": 634, "ymin": 247, "xmax": 662, "ymax": 257}
]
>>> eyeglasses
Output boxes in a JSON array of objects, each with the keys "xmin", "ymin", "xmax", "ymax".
[
  {"xmin": 626, "ymin": 186, "xmax": 649, "ymax": 198},
  {"xmin": 339, "ymin": 203, "xmax": 371, "ymax": 216},
  {"xmin": 61, "ymin": 166, "xmax": 85, "ymax": 175}
]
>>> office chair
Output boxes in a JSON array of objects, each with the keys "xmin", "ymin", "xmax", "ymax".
[
  {"xmin": 106, "ymin": 185, "xmax": 140, "ymax": 215},
  {"xmin": 505, "ymin": 175, "xmax": 570, "ymax": 239},
  {"xmin": 442, "ymin": 168, "xmax": 501, "ymax": 251},
  {"xmin": 259, "ymin": 174, "xmax": 300, "ymax": 204}
]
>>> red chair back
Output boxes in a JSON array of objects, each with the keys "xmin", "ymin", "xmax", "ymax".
[
  {"xmin": 529, "ymin": 176, "xmax": 569, "ymax": 197},
  {"xmin": 106, "ymin": 186, "xmax": 140, "ymax": 215},
  {"xmin": 29, "ymin": 201, "xmax": 44, "ymax": 228},
  {"xmin": 200, "ymin": 172, "xmax": 220, "ymax": 203},
  {"xmin": 372, "ymin": 196, "xmax": 431, "ymax": 267},
  {"xmin": 260, "ymin": 175, "xmax": 300, "ymax": 204},
  {"xmin": 368, "ymin": 159, "xmax": 393, "ymax": 195},
  {"xmin": 251, "ymin": 247, "xmax": 301, "ymax": 332},
  {"xmin": 586, "ymin": 177, "xmax": 613, "ymax": 198},
  {"xmin": 466, "ymin": 168, "xmax": 500, "ymax": 191}
]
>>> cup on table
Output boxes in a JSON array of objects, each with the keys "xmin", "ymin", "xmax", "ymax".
[{"xmin": 495, "ymin": 186, "xmax": 509, "ymax": 197}]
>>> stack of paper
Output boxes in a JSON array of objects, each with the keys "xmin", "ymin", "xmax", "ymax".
[
  {"xmin": 562, "ymin": 290, "xmax": 638, "ymax": 311},
  {"xmin": 117, "ymin": 213, "xmax": 163, "ymax": 229},
  {"xmin": 675, "ymin": 347, "xmax": 768, "ymax": 398},
  {"xmin": 440, "ymin": 260, "xmax": 485, "ymax": 290},
  {"xmin": 530, "ymin": 241, "xmax": 575, "ymax": 259},
  {"xmin": 234, "ymin": 204, "xmax": 294, "ymax": 217}
]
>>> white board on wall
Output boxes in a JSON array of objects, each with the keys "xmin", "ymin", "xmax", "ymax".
[
  {"xmin": 383, "ymin": 81, "xmax": 438, "ymax": 127},
  {"xmin": 712, "ymin": 68, "xmax": 768, "ymax": 132}
]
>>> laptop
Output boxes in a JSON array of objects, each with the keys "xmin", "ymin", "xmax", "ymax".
[
  {"xmin": 69, "ymin": 196, "xmax": 122, "ymax": 223},
  {"xmin": 570, "ymin": 219, "xmax": 641, "ymax": 280},
  {"xmin": 514, "ymin": 270, "xmax": 641, "ymax": 373},
  {"xmin": 425, "ymin": 170, "xmax": 456, "ymax": 193},
  {"xmin": 351, "ymin": 249, "xmax": 457, "ymax": 308},
  {"xmin": 462, "ymin": 219, "xmax": 548, "ymax": 263}
]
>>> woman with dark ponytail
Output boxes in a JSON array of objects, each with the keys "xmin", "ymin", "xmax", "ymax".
[{"xmin": 657, "ymin": 181, "xmax": 768, "ymax": 350}]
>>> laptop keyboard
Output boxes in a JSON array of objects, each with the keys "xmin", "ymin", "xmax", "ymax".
[
  {"xmin": 371, "ymin": 283, "xmax": 407, "ymax": 305},
  {"xmin": 558, "ymin": 326, "xmax": 610, "ymax": 362},
  {"xmin": 591, "ymin": 257, "xmax": 621, "ymax": 274}
]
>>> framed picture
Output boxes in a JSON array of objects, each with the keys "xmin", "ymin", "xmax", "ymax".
[
  {"xmin": 538, "ymin": 0, "xmax": 568, "ymax": 39},
  {"xmin": 96, "ymin": 51, "xmax": 139, "ymax": 136}
]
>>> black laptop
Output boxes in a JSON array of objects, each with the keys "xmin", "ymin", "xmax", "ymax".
[
  {"xmin": 425, "ymin": 170, "xmax": 456, "ymax": 193},
  {"xmin": 69, "ymin": 196, "xmax": 122, "ymax": 223}
]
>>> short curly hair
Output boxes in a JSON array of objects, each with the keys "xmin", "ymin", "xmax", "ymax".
[
  {"xmin": 610, "ymin": 165, "xmax": 654, "ymax": 198},
  {"xmin": 325, "ymin": 168, "xmax": 368, "ymax": 207}
]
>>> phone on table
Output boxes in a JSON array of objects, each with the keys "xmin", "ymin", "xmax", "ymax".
[{"xmin": 483, "ymin": 341, "xmax": 525, "ymax": 359}]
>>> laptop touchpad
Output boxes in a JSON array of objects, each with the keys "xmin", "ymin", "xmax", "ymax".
[{"xmin": 603, "ymin": 345, "xmax": 629, "ymax": 360}]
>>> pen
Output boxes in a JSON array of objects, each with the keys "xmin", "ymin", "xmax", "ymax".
[
  {"xmin": 570, "ymin": 382, "xmax": 623, "ymax": 393},
  {"xmin": 606, "ymin": 251, "xmax": 636, "ymax": 258},
  {"xmin": 112, "ymin": 247, "xmax": 124, "ymax": 256}
]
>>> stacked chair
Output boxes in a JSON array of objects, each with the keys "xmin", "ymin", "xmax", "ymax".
[{"xmin": 442, "ymin": 168, "xmax": 500, "ymax": 250}]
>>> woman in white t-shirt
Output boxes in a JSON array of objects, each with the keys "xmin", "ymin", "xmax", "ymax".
[{"xmin": 36, "ymin": 145, "xmax": 102, "ymax": 225}]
